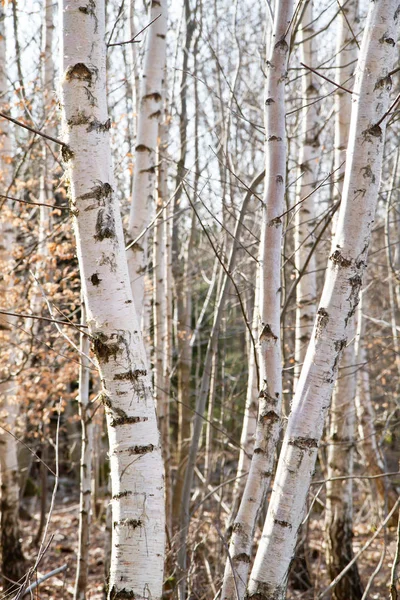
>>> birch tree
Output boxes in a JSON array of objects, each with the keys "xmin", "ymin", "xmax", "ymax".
[
  {"xmin": 59, "ymin": 2, "xmax": 165, "ymax": 598},
  {"xmin": 248, "ymin": 1, "xmax": 400, "ymax": 596},
  {"xmin": 221, "ymin": 1, "xmax": 293, "ymax": 594},
  {"xmin": 127, "ymin": 0, "xmax": 167, "ymax": 322},
  {"xmin": 294, "ymin": 2, "xmax": 318, "ymax": 385},
  {"xmin": 0, "ymin": 4, "xmax": 25, "ymax": 588}
]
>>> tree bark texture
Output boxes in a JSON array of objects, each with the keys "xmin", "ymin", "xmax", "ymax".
[
  {"xmin": 0, "ymin": 6, "xmax": 26, "ymax": 589},
  {"xmin": 247, "ymin": 2, "xmax": 400, "ymax": 597},
  {"xmin": 59, "ymin": 3, "xmax": 165, "ymax": 598},
  {"xmin": 127, "ymin": 0, "xmax": 167, "ymax": 323},
  {"xmin": 294, "ymin": 1, "xmax": 318, "ymax": 385}
]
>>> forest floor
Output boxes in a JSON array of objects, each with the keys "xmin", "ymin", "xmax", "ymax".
[{"xmin": 3, "ymin": 490, "xmax": 398, "ymax": 599}]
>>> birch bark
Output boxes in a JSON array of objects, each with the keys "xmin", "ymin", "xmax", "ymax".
[
  {"xmin": 221, "ymin": 2, "xmax": 294, "ymax": 591},
  {"xmin": 59, "ymin": 2, "xmax": 165, "ymax": 598},
  {"xmin": 0, "ymin": 5, "xmax": 25, "ymax": 588},
  {"xmin": 294, "ymin": 2, "xmax": 318, "ymax": 385},
  {"xmin": 127, "ymin": 0, "xmax": 167, "ymax": 323},
  {"xmin": 248, "ymin": 2, "xmax": 400, "ymax": 596}
]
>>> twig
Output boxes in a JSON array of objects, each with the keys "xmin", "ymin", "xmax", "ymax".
[
  {"xmin": 0, "ymin": 112, "xmax": 65, "ymax": 147},
  {"xmin": 0, "ymin": 425, "xmax": 55, "ymax": 477},
  {"xmin": 125, "ymin": 183, "xmax": 180, "ymax": 250},
  {"xmin": 0, "ymin": 308, "xmax": 88, "ymax": 330},
  {"xmin": 108, "ymin": 14, "xmax": 162, "ymax": 47},
  {"xmin": 14, "ymin": 406, "xmax": 63, "ymax": 599},
  {"xmin": 311, "ymin": 470, "xmax": 400, "ymax": 485},
  {"xmin": 281, "ymin": 200, "xmax": 340, "ymax": 318},
  {"xmin": 375, "ymin": 91, "xmax": 400, "ymax": 127},
  {"xmin": 35, "ymin": 402, "xmax": 61, "ymax": 563},
  {"xmin": 30, "ymin": 272, "xmax": 96, "ymax": 366},
  {"xmin": 336, "ymin": 0, "xmax": 360, "ymax": 49},
  {"xmin": 0, "ymin": 193, "xmax": 68, "ymax": 210},
  {"xmin": 273, "ymin": 162, "xmax": 344, "ymax": 222},
  {"xmin": 300, "ymin": 62, "xmax": 353, "ymax": 95}
]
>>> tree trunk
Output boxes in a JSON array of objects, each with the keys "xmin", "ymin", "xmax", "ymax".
[
  {"xmin": 247, "ymin": 2, "xmax": 400, "ymax": 597},
  {"xmin": 324, "ymin": 2, "xmax": 363, "ymax": 596},
  {"xmin": 228, "ymin": 273, "xmax": 259, "ymax": 527},
  {"xmin": 325, "ymin": 321, "xmax": 363, "ymax": 599},
  {"xmin": 0, "ymin": 6, "xmax": 25, "ymax": 588},
  {"xmin": 127, "ymin": 0, "xmax": 167, "ymax": 323},
  {"xmin": 74, "ymin": 303, "xmax": 93, "ymax": 600},
  {"xmin": 221, "ymin": 0, "xmax": 293, "ymax": 595},
  {"xmin": 153, "ymin": 121, "xmax": 172, "ymax": 531},
  {"xmin": 294, "ymin": 1, "xmax": 319, "ymax": 385},
  {"xmin": 171, "ymin": 0, "xmax": 196, "ymax": 528},
  {"xmin": 59, "ymin": 2, "xmax": 165, "ymax": 598}
]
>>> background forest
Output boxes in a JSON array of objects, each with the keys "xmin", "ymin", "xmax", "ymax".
[{"xmin": 0, "ymin": 0, "xmax": 399, "ymax": 599}]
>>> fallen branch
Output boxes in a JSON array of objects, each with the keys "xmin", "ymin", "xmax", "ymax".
[{"xmin": 21, "ymin": 564, "xmax": 68, "ymax": 596}]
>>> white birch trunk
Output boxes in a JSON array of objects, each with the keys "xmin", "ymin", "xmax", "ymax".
[
  {"xmin": 332, "ymin": 0, "xmax": 359, "ymax": 239},
  {"xmin": 248, "ymin": 3, "xmax": 400, "ymax": 596},
  {"xmin": 0, "ymin": 6, "xmax": 25, "ymax": 587},
  {"xmin": 59, "ymin": 3, "xmax": 165, "ymax": 598},
  {"xmin": 221, "ymin": 2, "xmax": 293, "ymax": 595},
  {"xmin": 294, "ymin": 2, "xmax": 318, "ymax": 385},
  {"xmin": 127, "ymin": 0, "xmax": 167, "ymax": 323}
]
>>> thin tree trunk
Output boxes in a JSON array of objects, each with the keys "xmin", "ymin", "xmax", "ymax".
[
  {"xmin": 0, "ymin": 6, "xmax": 25, "ymax": 588},
  {"xmin": 325, "ymin": 321, "xmax": 363, "ymax": 599},
  {"xmin": 171, "ymin": 0, "xmax": 196, "ymax": 527},
  {"xmin": 153, "ymin": 121, "xmax": 172, "ymax": 532},
  {"xmin": 228, "ymin": 273, "xmax": 259, "ymax": 526},
  {"xmin": 354, "ymin": 294, "xmax": 398, "ymax": 510},
  {"xmin": 74, "ymin": 303, "xmax": 93, "ymax": 600},
  {"xmin": 176, "ymin": 172, "xmax": 264, "ymax": 599},
  {"xmin": 248, "ymin": 3, "xmax": 400, "ymax": 597},
  {"xmin": 171, "ymin": 212, "xmax": 195, "ymax": 526},
  {"xmin": 294, "ymin": 1, "xmax": 318, "ymax": 385},
  {"xmin": 59, "ymin": 3, "xmax": 165, "ymax": 598},
  {"xmin": 127, "ymin": 0, "xmax": 167, "ymax": 323}
]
